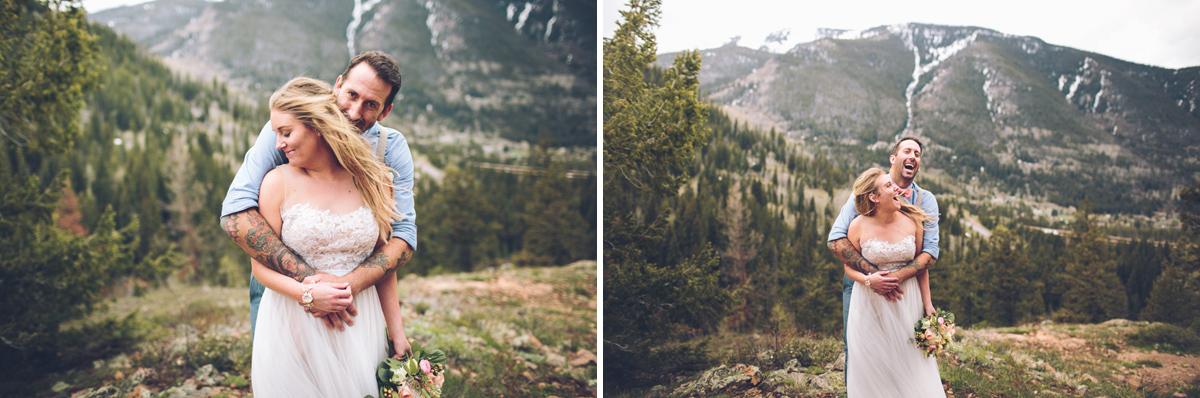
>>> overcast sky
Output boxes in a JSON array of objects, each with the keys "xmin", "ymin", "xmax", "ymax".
[{"xmin": 602, "ymin": 0, "xmax": 1200, "ymax": 69}]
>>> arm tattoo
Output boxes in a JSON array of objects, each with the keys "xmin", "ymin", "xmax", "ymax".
[
  {"xmin": 358, "ymin": 247, "xmax": 412, "ymax": 273},
  {"xmin": 829, "ymin": 239, "xmax": 878, "ymax": 274},
  {"xmin": 394, "ymin": 250, "xmax": 412, "ymax": 270},
  {"xmin": 223, "ymin": 211, "xmax": 315, "ymax": 282},
  {"xmin": 220, "ymin": 214, "xmax": 240, "ymax": 246},
  {"xmin": 904, "ymin": 256, "xmax": 937, "ymax": 271},
  {"xmin": 360, "ymin": 251, "xmax": 389, "ymax": 271}
]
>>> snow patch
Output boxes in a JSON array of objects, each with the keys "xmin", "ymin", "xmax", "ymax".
[
  {"xmin": 1092, "ymin": 71, "xmax": 1108, "ymax": 112},
  {"xmin": 425, "ymin": 1, "xmax": 439, "ymax": 48},
  {"xmin": 506, "ymin": 3, "xmax": 516, "ymax": 20},
  {"xmin": 545, "ymin": 16, "xmax": 556, "ymax": 41},
  {"xmin": 896, "ymin": 24, "xmax": 982, "ymax": 133},
  {"xmin": 514, "ymin": 2, "xmax": 532, "ymax": 31},
  {"xmin": 1066, "ymin": 76, "xmax": 1082, "ymax": 103},
  {"xmin": 543, "ymin": 0, "xmax": 558, "ymax": 41},
  {"xmin": 346, "ymin": 0, "xmax": 383, "ymax": 59}
]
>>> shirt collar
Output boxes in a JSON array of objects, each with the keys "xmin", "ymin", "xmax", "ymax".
[{"xmin": 363, "ymin": 122, "xmax": 381, "ymax": 137}]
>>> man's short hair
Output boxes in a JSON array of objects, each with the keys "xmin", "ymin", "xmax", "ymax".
[
  {"xmin": 891, "ymin": 136, "xmax": 924, "ymax": 156},
  {"xmin": 341, "ymin": 51, "xmax": 402, "ymax": 108}
]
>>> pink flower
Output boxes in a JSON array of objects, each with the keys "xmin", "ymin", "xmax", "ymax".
[
  {"xmin": 398, "ymin": 385, "xmax": 415, "ymax": 398},
  {"xmin": 433, "ymin": 372, "xmax": 445, "ymax": 388},
  {"xmin": 925, "ymin": 330, "xmax": 935, "ymax": 340},
  {"xmin": 938, "ymin": 317, "xmax": 945, "ymax": 326},
  {"xmin": 420, "ymin": 359, "xmax": 432, "ymax": 374}
]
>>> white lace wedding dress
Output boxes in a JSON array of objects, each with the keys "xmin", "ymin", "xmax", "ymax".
[
  {"xmin": 845, "ymin": 235, "xmax": 945, "ymax": 397},
  {"xmin": 251, "ymin": 203, "xmax": 387, "ymax": 397}
]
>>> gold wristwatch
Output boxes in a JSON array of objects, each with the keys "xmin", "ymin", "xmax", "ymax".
[{"xmin": 300, "ymin": 284, "xmax": 314, "ymax": 310}]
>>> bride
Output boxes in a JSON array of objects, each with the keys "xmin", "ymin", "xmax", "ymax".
[
  {"xmin": 250, "ymin": 77, "xmax": 409, "ymax": 396},
  {"xmin": 844, "ymin": 168, "xmax": 944, "ymax": 397}
]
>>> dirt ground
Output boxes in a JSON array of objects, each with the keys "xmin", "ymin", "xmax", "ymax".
[{"xmin": 986, "ymin": 322, "xmax": 1199, "ymax": 394}]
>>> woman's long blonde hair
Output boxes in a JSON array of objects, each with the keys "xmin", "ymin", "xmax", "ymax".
[
  {"xmin": 852, "ymin": 168, "xmax": 933, "ymax": 229},
  {"xmin": 269, "ymin": 77, "xmax": 401, "ymax": 241}
]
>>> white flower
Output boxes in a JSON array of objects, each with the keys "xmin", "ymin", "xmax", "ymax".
[{"xmin": 391, "ymin": 367, "xmax": 408, "ymax": 384}]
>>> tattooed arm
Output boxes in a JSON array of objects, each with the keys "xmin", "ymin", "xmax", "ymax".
[
  {"xmin": 221, "ymin": 209, "xmax": 317, "ymax": 282},
  {"xmin": 886, "ymin": 252, "xmax": 938, "ymax": 283},
  {"xmin": 324, "ymin": 238, "xmax": 413, "ymax": 295},
  {"xmin": 829, "ymin": 237, "xmax": 879, "ymax": 275}
]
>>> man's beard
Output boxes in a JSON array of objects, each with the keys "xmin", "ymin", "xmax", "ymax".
[{"xmin": 345, "ymin": 113, "xmax": 367, "ymax": 132}]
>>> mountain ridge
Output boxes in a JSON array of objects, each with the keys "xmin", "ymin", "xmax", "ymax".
[
  {"xmin": 657, "ymin": 23, "xmax": 1200, "ymax": 216},
  {"xmin": 91, "ymin": 0, "xmax": 596, "ymax": 147}
]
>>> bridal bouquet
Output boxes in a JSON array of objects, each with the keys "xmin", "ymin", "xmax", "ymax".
[
  {"xmin": 374, "ymin": 341, "xmax": 448, "ymax": 398},
  {"xmin": 913, "ymin": 308, "xmax": 957, "ymax": 357}
]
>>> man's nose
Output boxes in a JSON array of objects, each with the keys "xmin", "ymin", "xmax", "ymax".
[{"xmin": 345, "ymin": 101, "xmax": 361, "ymax": 120}]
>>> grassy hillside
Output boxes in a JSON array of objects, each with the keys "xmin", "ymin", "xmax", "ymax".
[
  {"xmin": 632, "ymin": 320, "xmax": 1200, "ymax": 398},
  {"xmin": 13, "ymin": 262, "xmax": 597, "ymax": 397}
]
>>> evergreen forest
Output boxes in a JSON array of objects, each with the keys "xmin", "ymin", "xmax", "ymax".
[
  {"xmin": 603, "ymin": 0, "xmax": 1200, "ymax": 392},
  {"xmin": 0, "ymin": 0, "xmax": 596, "ymax": 390}
]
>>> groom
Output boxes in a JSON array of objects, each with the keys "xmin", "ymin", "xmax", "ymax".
[
  {"xmin": 220, "ymin": 51, "xmax": 417, "ymax": 336},
  {"xmin": 827, "ymin": 136, "xmax": 940, "ymax": 370}
]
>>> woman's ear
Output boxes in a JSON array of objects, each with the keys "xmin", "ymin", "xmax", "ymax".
[{"xmin": 868, "ymin": 192, "xmax": 879, "ymax": 204}]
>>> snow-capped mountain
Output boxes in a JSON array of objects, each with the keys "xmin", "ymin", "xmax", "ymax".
[
  {"xmin": 658, "ymin": 23, "xmax": 1200, "ymax": 214},
  {"xmin": 91, "ymin": 0, "xmax": 596, "ymax": 146}
]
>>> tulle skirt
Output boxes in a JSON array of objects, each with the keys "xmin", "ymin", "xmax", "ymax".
[
  {"xmin": 251, "ymin": 284, "xmax": 386, "ymax": 397},
  {"xmin": 846, "ymin": 277, "xmax": 945, "ymax": 397}
]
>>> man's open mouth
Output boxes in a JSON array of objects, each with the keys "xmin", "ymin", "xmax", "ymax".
[{"xmin": 904, "ymin": 163, "xmax": 915, "ymax": 171}]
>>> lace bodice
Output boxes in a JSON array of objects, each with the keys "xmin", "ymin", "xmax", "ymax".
[
  {"xmin": 861, "ymin": 235, "xmax": 916, "ymax": 272},
  {"xmin": 280, "ymin": 203, "xmax": 378, "ymax": 276}
]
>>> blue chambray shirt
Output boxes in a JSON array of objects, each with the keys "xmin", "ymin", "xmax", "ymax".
[
  {"xmin": 827, "ymin": 178, "xmax": 938, "ymax": 259},
  {"xmin": 220, "ymin": 121, "xmax": 418, "ymax": 250}
]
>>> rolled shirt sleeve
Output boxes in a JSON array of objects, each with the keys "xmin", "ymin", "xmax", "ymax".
[
  {"xmin": 918, "ymin": 189, "xmax": 940, "ymax": 259},
  {"xmin": 379, "ymin": 127, "xmax": 418, "ymax": 250},
  {"xmin": 221, "ymin": 122, "xmax": 285, "ymax": 218},
  {"xmin": 827, "ymin": 196, "xmax": 859, "ymax": 242}
]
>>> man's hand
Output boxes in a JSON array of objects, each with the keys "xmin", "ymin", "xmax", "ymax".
[
  {"xmin": 830, "ymin": 238, "xmax": 905, "ymax": 301},
  {"xmin": 867, "ymin": 271, "xmax": 904, "ymax": 301},
  {"xmin": 303, "ymin": 273, "xmax": 359, "ymax": 331}
]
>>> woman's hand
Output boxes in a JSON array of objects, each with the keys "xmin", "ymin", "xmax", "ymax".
[
  {"xmin": 924, "ymin": 303, "xmax": 936, "ymax": 317},
  {"xmin": 309, "ymin": 282, "xmax": 353, "ymax": 314},
  {"xmin": 391, "ymin": 335, "xmax": 413, "ymax": 359}
]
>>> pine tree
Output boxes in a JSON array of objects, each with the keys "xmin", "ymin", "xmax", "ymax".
[
  {"xmin": 1057, "ymin": 202, "xmax": 1128, "ymax": 323},
  {"xmin": 0, "ymin": 0, "xmax": 147, "ymax": 374},
  {"xmin": 1140, "ymin": 261, "xmax": 1199, "ymax": 325},
  {"xmin": 603, "ymin": 0, "xmax": 733, "ymax": 389},
  {"xmin": 1141, "ymin": 180, "xmax": 1200, "ymax": 326},
  {"xmin": 423, "ymin": 167, "xmax": 494, "ymax": 273},
  {"xmin": 979, "ymin": 226, "xmax": 1043, "ymax": 326},
  {"xmin": 523, "ymin": 154, "xmax": 587, "ymax": 266}
]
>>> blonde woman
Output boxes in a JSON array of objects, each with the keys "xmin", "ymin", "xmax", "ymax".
[
  {"xmin": 250, "ymin": 77, "xmax": 408, "ymax": 397},
  {"xmin": 844, "ymin": 168, "xmax": 944, "ymax": 397}
]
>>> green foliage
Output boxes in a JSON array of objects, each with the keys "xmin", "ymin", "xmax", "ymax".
[
  {"xmin": 1140, "ymin": 261, "xmax": 1200, "ymax": 326},
  {"xmin": 408, "ymin": 152, "xmax": 595, "ymax": 274},
  {"xmin": 978, "ymin": 227, "xmax": 1044, "ymax": 325},
  {"xmin": 603, "ymin": 0, "xmax": 707, "ymax": 197},
  {"xmin": 523, "ymin": 150, "xmax": 589, "ymax": 266},
  {"xmin": 1126, "ymin": 323, "xmax": 1200, "ymax": 354},
  {"xmin": 603, "ymin": 0, "xmax": 736, "ymax": 390},
  {"xmin": 1056, "ymin": 202, "xmax": 1128, "ymax": 323},
  {"xmin": 0, "ymin": 0, "xmax": 100, "ymax": 155},
  {"xmin": 1141, "ymin": 180, "xmax": 1200, "ymax": 327}
]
